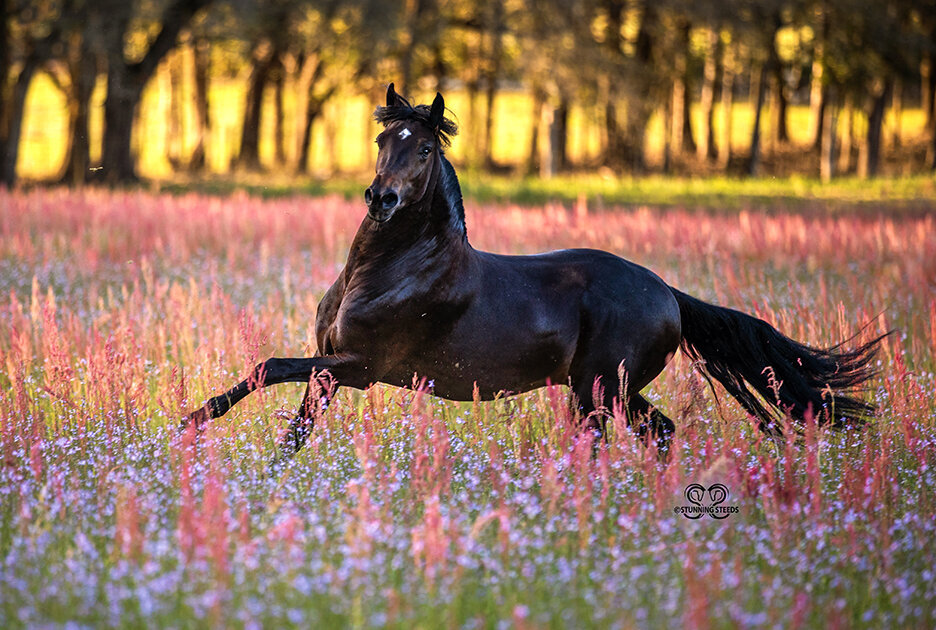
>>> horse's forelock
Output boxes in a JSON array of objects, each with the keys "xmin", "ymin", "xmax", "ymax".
[{"xmin": 373, "ymin": 102, "xmax": 458, "ymax": 147}]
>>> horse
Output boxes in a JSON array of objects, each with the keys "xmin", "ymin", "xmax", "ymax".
[{"xmin": 183, "ymin": 84, "xmax": 883, "ymax": 457}]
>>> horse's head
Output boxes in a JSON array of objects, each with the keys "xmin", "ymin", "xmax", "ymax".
[{"xmin": 366, "ymin": 83, "xmax": 457, "ymax": 223}]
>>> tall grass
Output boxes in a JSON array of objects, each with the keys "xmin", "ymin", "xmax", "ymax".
[{"xmin": 1, "ymin": 188, "xmax": 934, "ymax": 628}]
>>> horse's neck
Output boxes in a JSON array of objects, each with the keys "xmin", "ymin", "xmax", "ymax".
[{"xmin": 345, "ymin": 160, "xmax": 469, "ymax": 275}]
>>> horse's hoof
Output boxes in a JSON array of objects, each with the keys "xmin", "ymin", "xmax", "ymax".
[
  {"xmin": 180, "ymin": 406, "xmax": 210, "ymax": 433},
  {"xmin": 265, "ymin": 453, "xmax": 293, "ymax": 480}
]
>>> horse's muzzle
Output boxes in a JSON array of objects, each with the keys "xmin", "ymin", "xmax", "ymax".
[{"xmin": 365, "ymin": 186, "xmax": 399, "ymax": 222}]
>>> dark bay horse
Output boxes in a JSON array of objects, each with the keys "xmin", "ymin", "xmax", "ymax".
[{"xmin": 184, "ymin": 84, "xmax": 882, "ymax": 455}]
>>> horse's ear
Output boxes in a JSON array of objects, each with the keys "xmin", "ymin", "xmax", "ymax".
[
  {"xmin": 386, "ymin": 82, "xmax": 399, "ymax": 107},
  {"xmin": 429, "ymin": 92, "xmax": 444, "ymax": 131}
]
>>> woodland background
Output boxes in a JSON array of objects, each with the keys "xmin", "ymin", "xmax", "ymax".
[{"xmin": 2, "ymin": 0, "xmax": 936, "ymax": 188}]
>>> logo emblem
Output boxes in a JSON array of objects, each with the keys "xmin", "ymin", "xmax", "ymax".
[{"xmin": 675, "ymin": 483, "xmax": 738, "ymax": 519}]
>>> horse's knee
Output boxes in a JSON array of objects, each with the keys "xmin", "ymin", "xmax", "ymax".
[
  {"xmin": 281, "ymin": 416, "xmax": 314, "ymax": 454},
  {"xmin": 251, "ymin": 358, "xmax": 280, "ymax": 385}
]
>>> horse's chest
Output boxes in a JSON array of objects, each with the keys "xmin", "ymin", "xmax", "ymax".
[{"xmin": 328, "ymin": 285, "xmax": 439, "ymax": 352}]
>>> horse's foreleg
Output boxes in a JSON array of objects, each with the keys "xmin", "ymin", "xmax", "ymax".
[
  {"xmin": 276, "ymin": 371, "xmax": 339, "ymax": 457},
  {"xmin": 182, "ymin": 357, "xmax": 342, "ymax": 431}
]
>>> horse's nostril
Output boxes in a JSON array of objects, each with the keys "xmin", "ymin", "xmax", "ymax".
[
  {"xmin": 381, "ymin": 192, "xmax": 398, "ymax": 211},
  {"xmin": 364, "ymin": 188, "xmax": 373, "ymax": 205}
]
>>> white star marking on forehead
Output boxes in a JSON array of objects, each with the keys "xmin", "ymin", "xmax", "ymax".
[{"xmin": 398, "ymin": 128, "xmax": 411, "ymax": 140}]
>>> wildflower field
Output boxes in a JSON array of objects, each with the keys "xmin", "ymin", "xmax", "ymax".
[{"xmin": 1, "ymin": 187, "xmax": 934, "ymax": 628}]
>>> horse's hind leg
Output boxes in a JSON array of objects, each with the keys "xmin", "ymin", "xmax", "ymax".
[
  {"xmin": 571, "ymin": 375, "xmax": 675, "ymax": 453},
  {"xmin": 627, "ymin": 394, "xmax": 675, "ymax": 453}
]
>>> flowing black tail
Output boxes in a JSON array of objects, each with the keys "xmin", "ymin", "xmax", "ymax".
[{"xmin": 671, "ymin": 288, "xmax": 885, "ymax": 432}]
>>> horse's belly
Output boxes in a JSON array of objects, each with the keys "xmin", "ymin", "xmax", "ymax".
[{"xmin": 382, "ymin": 316, "xmax": 576, "ymax": 400}]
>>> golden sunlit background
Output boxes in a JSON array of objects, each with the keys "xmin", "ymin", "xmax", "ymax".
[{"xmin": 3, "ymin": 0, "xmax": 936, "ymax": 190}]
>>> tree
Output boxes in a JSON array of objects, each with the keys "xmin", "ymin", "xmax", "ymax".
[
  {"xmin": 0, "ymin": 0, "xmax": 68, "ymax": 186},
  {"xmin": 818, "ymin": 0, "xmax": 922, "ymax": 178},
  {"xmin": 97, "ymin": 0, "xmax": 212, "ymax": 184},
  {"xmin": 296, "ymin": 0, "xmax": 387, "ymax": 173},
  {"xmin": 697, "ymin": 25, "xmax": 721, "ymax": 161},
  {"xmin": 56, "ymin": 7, "xmax": 103, "ymax": 186},
  {"xmin": 742, "ymin": 6, "xmax": 783, "ymax": 176},
  {"xmin": 603, "ymin": 0, "xmax": 663, "ymax": 172},
  {"xmin": 669, "ymin": 14, "xmax": 696, "ymax": 156}
]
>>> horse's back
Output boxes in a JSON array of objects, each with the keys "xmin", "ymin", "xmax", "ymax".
[
  {"xmin": 483, "ymin": 248, "xmax": 677, "ymax": 311},
  {"xmin": 493, "ymin": 248, "xmax": 681, "ymax": 393}
]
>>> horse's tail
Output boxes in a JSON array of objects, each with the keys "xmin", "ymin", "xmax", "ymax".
[{"xmin": 671, "ymin": 288, "xmax": 885, "ymax": 432}]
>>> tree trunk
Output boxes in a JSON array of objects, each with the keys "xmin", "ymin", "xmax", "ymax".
[
  {"xmin": 889, "ymin": 78, "xmax": 901, "ymax": 150},
  {"xmin": 0, "ymin": 58, "xmax": 39, "ymax": 187},
  {"xmin": 237, "ymin": 45, "xmax": 274, "ymax": 171},
  {"xmin": 540, "ymin": 100, "xmax": 568, "ymax": 178},
  {"xmin": 808, "ymin": 14, "xmax": 827, "ymax": 152},
  {"xmin": 924, "ymin": 53, "xmax": 936, "ymax": 135},
  {"xmin": 271, "ymin": 55, "xmax": 286, "ymax": 166},
  {"xmin": 857, "ymin": 79, "xmax": 891, "ymax": 178},
  {"xmin": 754, "ymin": 14, "xmax": 782, "ymax": 166},
  {"xmin": 718, "ymin": 41, "xmax": 735, "ymax": 169},
  {"xmin": 671, "ymin": 18, "xmax": 695, "ymax": 154},
  {"xmin": 820, "ymin": 90, "xmax": 837, "ymax": 182},
  {"xmin": 466, "ymin": 80, "xmax": 479, "ymax": 166},
  {"xmin": 611, "ymin": 0, "xmax": 657, "ymax": 173},
  {"xmin": 746, "ymin": 63, "xmax": 767, "ymax": 176},
  {"xmin": 429, "ymin": 40, "xmax": 445, "ymax": 92},
  {"xmin": 809, "ymin": 71, "xmax": 826, "ymax": 152},
  {"xmin": 525, "ymin": 85, "xmax": 543, "ymax": 175},
  {"xmin": 925, "ymin": 30, "xmax": 936, "ymax": 169},
  {"xmin": 188, "ymin": 36, "xmax": 210, "ymax": 171},
  {"xmin": 398, "ymin": 0, "xmax": 434, "ymax": 96},
  {"xmin": 297, "ymin": 96, "xmax": 325, "ymax": 173},
  {"xmin": 481, "ymin": 0, "xmax": 503, "ymax": 169},
  {"xmin": 60, "ymin": 44, "xmax": 97, "ymax": 186},
  {"xmin": 552, "ymin": 101, "xmax": 568, "ymax": 173},
  {"xmin": 482, "ymin": 77, "xmax": 498, "ymax": 168},
  {"xmin": 98, "ymin": 0, "xmax": 212, "ymax": 183},
  {"xmin": 600, "ymin": 0, "xmax": 629, "ymax": 172},
  {"xmin": 697, "ymin": 26, "xmax": 720, "ymax": 161},
  {"xmin": 930, "ymin": 122, "xmax": 936, "ymax": 170},
  {"xmin": 297, "ymin": 84, "xmax": 339, "ymax": 174},
  {"xmin": 0, "ymin": 0, "xmax": 10, "ymax": 159},
  {"xmin": 662, "ymin": 89, "xmax": 672, "ymax": 174},
  {"xmin": 670, "ymin": 81, "xmax": 685, "ymax": 158},
  {"xmin": 166, "ymin": 49, "xmax": 185, "ymax": 169},
  {"xmin": 604, "ymin": 101, "xmax": 627, "ymax": 172},
  {"xmin": 770, "ymin": 63, "xmax": 788, "ymax": 147},
  {"xmin": 101, "ymin": 69, "xmax": 145, "ymax": 183},
  {"xmin": 837, "ymin": 96, "xmax": 853, "ymax": 174}
]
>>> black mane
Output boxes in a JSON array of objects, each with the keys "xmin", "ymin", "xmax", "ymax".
[
  {"xmin": 373, "ymin": 94, "xmax": 458, "ymax": 147},
  {"xmin": 439, "ymin": 154, "xmax": 466, "ymax": 236}
]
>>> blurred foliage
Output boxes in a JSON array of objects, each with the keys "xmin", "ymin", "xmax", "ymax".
[{"xmin": 3, "ymin": 0, "xmax": 936, "ymax": 186}]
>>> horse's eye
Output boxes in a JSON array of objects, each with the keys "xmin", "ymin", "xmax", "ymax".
[{"xmin": 419, "ymin": 146, "xmax": 432, "ymax": 159}]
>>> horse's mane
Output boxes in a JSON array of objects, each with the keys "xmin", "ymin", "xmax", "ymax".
[
  {"xmin": 373, "ymin": 95, "xmax": 458, "ymax": 147},
  {"xmin": 439, "ymin": 154, "xmax": 466, "ymax": 236}
]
